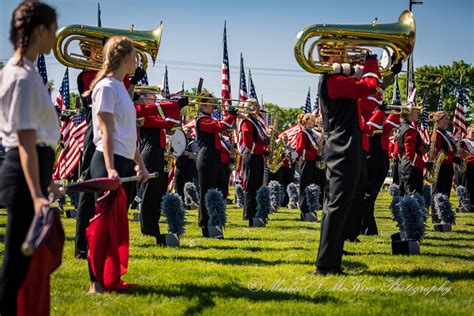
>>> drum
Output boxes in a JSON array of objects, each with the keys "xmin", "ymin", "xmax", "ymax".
[{"xmin": 171, "ymin": 129, "xmax": 187, "ymax": 157}]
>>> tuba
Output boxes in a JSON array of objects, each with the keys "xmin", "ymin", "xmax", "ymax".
[
  {"xmin": 54, "ymin": 23, "xmax": 164, "ymax": 71},
  {"xmin": 265, "ymin": 117, "xmax": 285, "ymax": 174},
  {"xmin": 294, "ymin": 10, "xmax": 415, "ymax": 76},
  {"xmin": 425, "ymin": 123, "xmax": 446, "ymax": 184}
]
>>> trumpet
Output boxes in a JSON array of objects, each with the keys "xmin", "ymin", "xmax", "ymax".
[
  {"xmin": 294, "ymin": 10, "xmax": 416, "ymax": 76},
  {"xmin": 385, "ymin": 103, "xmax": 423, "ymax": 113}
]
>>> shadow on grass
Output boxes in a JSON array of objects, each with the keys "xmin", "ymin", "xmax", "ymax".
[
  {"xmin": 425, "ymin": 235, "xmax": 474, "ymax": 242},
  {"xmin": 177, "ymin": 244, "xmax": 309, "ymax": 252},
  {"xmin": 132, "ymin": 253, "xmax": 315, "ymax": 266},
  {"xmin": 125, "ymin": 282, "xmax": 338, "ymax": 315},
  {"xmin": 366, "ymin": 268, "xmax": 474, "ymax": 281}
]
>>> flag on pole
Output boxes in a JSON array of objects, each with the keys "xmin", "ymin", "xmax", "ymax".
[
  {"xmin": 279, "ymin": 125, "xmax": 302, "ymax": 148},
  {"xmin": 180, "ymin": 81, "xmax": 184, "ymax": 94},
  {"xmin": 55, "ymin": 68, "xmax": 70, "ymax": 110},
  {"xmin": 453, "ymin": 79, "xmax": 467, "ymax": 138},
  {"xmin": 304, "ymin": 87, "xmax": 311, "ymax": 113},
  {"xmin": 406, "ymin": 56, "xmax": 416, "ymax": 105},
  {"xmin": 248, "ymin": 69, "xmax": 258, "ymax": 101},
  {"xmin": 437, "ymin": 86, "xmax": 444, "ymax": 111},
  {"xmin": 36, "ymin": 54, "xmax": 48, "ymax": 85},
  {"xmin": 221, "ymin": 21, "xmax": 231, "ymax": 109},
  {"xmin": 392, "ymin": 75, "xmax": 401, "ymax": 105},
  {"xmin": 97, "ymin": 3, "xmax": 102, "ymax": 27},
  {"xmin": 313, "ymin": 93, "xmax": 320, "ymax": 116},
  {"xmin": 239, "ymin": 53, "xmax": 248, "ymax": 101},
  {"xmin": 162, "ymin": 65, "xmax": 170, "ymax": 99},
  {"xmin": 419, "ymin": 95, "xmax": 430, "ymax": 161},
  {"xmin": 212, "ymin": 107, "xmax": 222, "ymax": 120},
  {"xmin": 141, "ymin": 71, "xmax": 149, "ymax": 86}
]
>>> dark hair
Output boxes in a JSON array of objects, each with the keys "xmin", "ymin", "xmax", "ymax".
[{"xmin": 10, "ymin": 1, "xmax": 57, "ymax": 66}]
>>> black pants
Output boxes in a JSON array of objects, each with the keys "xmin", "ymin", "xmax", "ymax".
[
  {"xmin": 197, "ymin": 150, "xmax": 220, "ymax": 227},
  {"xmin": 263, "ymin": 168, "xmax": 278, "ymax": 186},
  {"xmin": 216, "ymin": 163, "xmax": 231, "ymax": 198},
  {"xmin": 399, "ymin": 158, "xmax": 423, "ymax": 196},
  {"xmin": 88, "ymin": 151, "xmax": 135, "ymax": 282},
  {"xmin": 175, "ymin": 164, "xmax": 196, "ymax": 201},
  {"xmin": 75, "ymin": 122, "xmax": 96, "ymax": 259},
  {"xmin": 276, "ymin": 166, "xmax": 295, "ymax": 206},
  {"xmin": 316, "ymin": 131, "xmax": 363, "ymax": 269},
  {"xmin": 360, "ymin": 148, "xmax": 390, "ymax": 235},
  {"xmin": 139, "ymin": 145, "xmax": 165, "ymax": 237},
  {"xmin": 432, "ymin": 163, "xmax": 454, "ymax": 222},
  {"xmin": 460, "ymin": 163, "xmax": 474, "ymax": 209},
  {"xmin": 392, "ymin": 159, "xmax": 400, "ymax": 185},
  {"xmin": 299, "ymin": 159, "xmax": 323, "ymax": 214},
  {"xmin": 0, "ymin": 146, "xmax": 54, "ymax": 316},
  {"xmin": 344, "ymin": 150, "xmax": 367, "ymax": 241},
  {"xmin": 242, "ymin": 153, "xmax": 264, "ymax": 222}
]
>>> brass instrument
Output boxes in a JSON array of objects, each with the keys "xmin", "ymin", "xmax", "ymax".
[
  {"xmin": 425, "ymin": 123, "xmax": 446, "ymax": 184},
  {"xmin": 459, "ymin": 151, "xmax": 469, "ymax": 173},
  {"xmin": 294, "ymin": 10, "xmax": 415, "ymax": 76},
  {"xmin": 265, "ymin": 116, "xmax": 285, "ymax": 173},
  {"xmin": 54, "ymin": 23, "xmax": 164, "ymax": 70},
  {"xmin": 315, "ymin": 128, "xmax": 326, "ymax": 170},
  {"xmin": 385, "ymin": 103, "xmax": 423, "ymax": 114},
  {"xmin": 164, "ymin": 135, "xmax": 174, "ymax": 173}
]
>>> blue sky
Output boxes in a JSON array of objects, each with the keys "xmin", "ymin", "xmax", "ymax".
[{"xmin": 1, "ymin": 0, "xmax": 472, "ymax": 108}]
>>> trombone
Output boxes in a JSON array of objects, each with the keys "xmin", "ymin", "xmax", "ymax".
[{"xmin": 385, "ymin": 103, "xmax": 423, "ymax": 114}]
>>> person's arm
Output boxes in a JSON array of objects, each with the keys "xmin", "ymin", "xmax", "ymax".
[
  {"xmin": 199, "ymin": 114, "xmax": 236, "ymax": 133},
  {"xmin": 97, "ymin": 112, "xmax": 118, "ymax": 178},
  {"xmin": 17, "ymin": 130, "xmax": 49, "ymax": 214},
  {"xmin": 295, "ymin": 131, "xmax": 306, "ymax": 157}
]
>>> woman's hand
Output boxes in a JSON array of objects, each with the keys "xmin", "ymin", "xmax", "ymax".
[
  {"xmin": 107, "ymin": 168, "xmax": 120, "ymax": 179},
  {"xmin": 136, "ymin": 165, "xmax": 150, "ymax": 183},
  {"xmin": 33, "ymin": 196, "xmax": 49, "ymax": 215}
]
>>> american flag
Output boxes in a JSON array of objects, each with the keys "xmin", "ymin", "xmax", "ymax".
[
  {"xmin": 36, "ymin": 54, "xmax": 48, "ymax": 85},
  {"xmin": 437, "ymin": 86, "xmax": 444, "ymax": 111},
  {"xmin": 248, "ymin": 69, "xmax": 258, "ymax": 100},
  {"xmin": 392, "ymin": 75, "xmax": 401, "ymax": 105},
  {"xmin": 212, "ymin": 107, "xmax": 222, "ymax": 120},
  {"xmin": 55, "ymin": 68, "xmax": 70, "ymax": 110},
  {"xmin": 304, "ymin": 87, "xmax": 311, "ymax": 113},
  {"xmin": 407, "ymin": 61, "xmax": 416, "ymax": 105},
  {"xmin": 221, "ymin": 21, "xmax": 231, "ymax": 109},
  {"xmin": 279, "ymin": 125, "xmax": 302, "ymax": 148},
  {"xmin": 162, "ymin": 65, "xmax": 170, "ymax": 99},
  {"xmin": 419, "ymin": 95, "xmax": 430, "ymax": 161},
  {"xmin": 141, "ymin": 70, "xmax": 149, "ymax": 86},
  {"xmin": 313, "ymin": 93, "xmax": 320, "ymax": 116},
  {"xmin": 453, "ymin": 80, "xmax": 467, "ymax": 138},
  {"xmin": 239, "ymin": 53, "xmax": 248, "ymax": 101}
]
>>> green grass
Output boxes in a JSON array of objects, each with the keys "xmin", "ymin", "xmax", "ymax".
[{"xmin": 1, "ymin": 191, "xmax": 473, "ymax": 315}]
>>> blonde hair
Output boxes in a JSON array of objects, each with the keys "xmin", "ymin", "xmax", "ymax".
[
  {"xmin": 429, "ymin": 111, "xmax": 449, "ymax": 123},
  {"xmin": 297, "ymin": 113, "xmax": 314, "ymax": 126},
  {"xmin": 467, "ymin": 124, "xmax": 474, "ymax": 133},
  {"xmin": 84, "ymin": 36, "xmax": 134, "ymax": 96},
  {"xmin": 243, "ymin": 98, "xmax": 259, "ymax": 111}
]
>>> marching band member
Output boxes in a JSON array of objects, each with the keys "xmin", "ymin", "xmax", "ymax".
[
  {"xmin": 240, "ymin": 99, "xmax": 268, "ymax": 226},
  {"xmin": 87, "ymin": 36, "xmax": 150, "ymax": 293},
  {"xmin": 0, "ymin": 2, "xmax": 59, "ymax": 313},
  {"xmin": 459, "ymin": 124, "xmax": 474, "ymax": 211},
  {"xmin": 430, "ymin": 111, "xmax": 462, "ymax": 222},
  {"xmin": 295, "ymin": 113, "xmax": 321, "ymax": 221},
  {"xmin": 217, "ymin": 133, "xmax": 234, "ymax": 201},
  {"xmin": 276, "ymin": 134, "xmax": 296, "ymax": 206},
  {"xmin": 134, "ymin": 96, "xmax": 186, "ymax": 242},
  {"xmin": 174, "ymin": 126, "xmax": 198, "ymax": 201},
  {"xmin": 315, "ymin": 53, "xmax": 395, "ymax": 275},
  {"xmin": 195, "ymin": 93, "xmax": 237, "ymax": 232},
  {"xmin": 397, "ymin": 108, "xmax": 429, "ymax": 195}
]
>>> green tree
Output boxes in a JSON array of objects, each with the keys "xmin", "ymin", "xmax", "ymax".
[
  {"xmin": 384, "ymin": 60, "xmax": 473, "ymax": 124},
  {"xmin": 263, "ymin": 102, "xmax": 302, "ymax": 131}
]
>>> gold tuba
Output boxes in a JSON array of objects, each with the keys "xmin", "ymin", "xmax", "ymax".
[
  {"xmin": 265, "ymin": 117, "xmax": 285, "ymax": 174},
  {"xmin": 54, "ymin": 23, "xmax": 164, "ymax": 71},
  {"xmin": 425, "ymin": 123, "xmax": 446, "ymax": 184},
  {"xmin": 294, "ymin": 10, "xmax": 415, "ymax": 76}
]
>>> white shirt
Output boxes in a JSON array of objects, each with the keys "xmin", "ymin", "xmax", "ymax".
[
  {"xmin": 92, "ymin": 76, "xmax": 137, "ymax": 160},
  {"xmin": 0, "ymin": 56, "xmax": 59, "ymax": 150}
]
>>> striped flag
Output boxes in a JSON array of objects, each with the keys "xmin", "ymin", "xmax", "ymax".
[
  {"xmin": 407, "ymin": 56, "xmax": 416, "ymax": 105},
  {"xmin": 392, "ymin": 75, "xmax": 401, "ymax": 105},
  {"xmin": 453, "ymin": 80, "xmax": 467, "ymax": 138},
  {"xmin": 437, "ymin": 86, "xmax": 444, "ymax": 111},
  {"xmin": 313, "ymin": 93, "xmax": 320, "ymax": 116},
  {"xmin": 141, "ymin": 70, "xmax": 149, "ymax": 86},
  {"xmin": 55, "ymin": 68, "xmax": 70, "ymax": 110},
  {"xmin": 212, "ymin": 107, "xmax": 222, "ymax": 120},
  {"xmin": 419, "ymin": 95, "xmax": 430, "ymax": 161},
  {"xmin": 279, "ymin": 124, "xmax": 302, "ymax": 148},
  {"xmin": 36, "ymin": 54, "xmax": 48, "ymax": 85},
  {"xmin": 162, "ymin": 65, "xmax": 170, "ymax": 99},
  {"xmin": 248, "ymin": 69, "xmax": 258, "ymax": 101},
  {"xmin": 221, "ymin": 21, "xmax": 231, "ymax": 109},
  {"xmin": 304, "ymin": 87, "xmax": 311, "ymax": 113},
  {"xmin": 239, "ymin": 53, "xmax": 248, "ymax": 101}
]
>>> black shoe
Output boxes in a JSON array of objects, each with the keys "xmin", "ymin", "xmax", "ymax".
[
  {"xmin": 75, "ymin": 251, "xmax": 88, "ymax": 260},
  {"xmin": 315, "ymin": 267, "xmax": 346, "ymax": 276},
  {"xmin": 347, "ymin": 238, "xmax": 361, "ymax": 243},
  {"xmin": 342, "ymin": 250, "xmax": 355, "ymax": 256}
]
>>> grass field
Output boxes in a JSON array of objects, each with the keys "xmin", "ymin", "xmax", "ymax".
[{"xmin": 1, "ymin": 191, "xmax": 473, "ymax": 315}]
